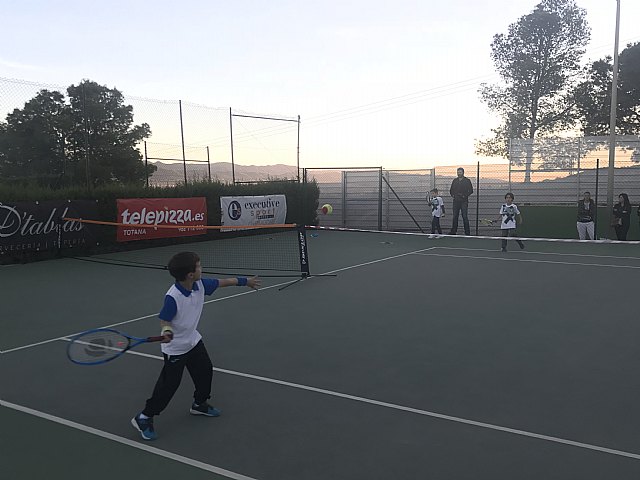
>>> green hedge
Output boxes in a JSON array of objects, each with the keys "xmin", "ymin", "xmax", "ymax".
[
  {"xmin": 0, "ymin": 180, "xmax": 320, "ymax": 227},
  {"xmin": 518, "ymin": 205, "xmax": 640, "ymax": 240}
]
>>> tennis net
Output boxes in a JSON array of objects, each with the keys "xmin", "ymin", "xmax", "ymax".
[
  {"xmin": 60, "ymin": 219, "xmax": 310, "ymax": 277},
  {"xmin": 307, "ymin": 225, "xmax": 640, "ymax": 259}
]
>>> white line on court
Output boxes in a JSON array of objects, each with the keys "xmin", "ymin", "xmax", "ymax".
[
  {"xmin": 1, "ymin": 282, "xmax": 281, "ymax": 355},
  {"xmin": 430, "ymin": 246, "xmax": 640, "ymax": 261},
  {"xmin": 52, "ymin": 342, "xmax": 640, "ymax": 462},
  {"xmin": 25, "ymin": 245, "xmax": 640, "ymax": 463},
  {"xmin": 413, "ymin": 252, "xmax": 640, "ymax": 269},
  {"xmin": 2, "ymin": 246, "xmax": 436, "ymax": 355},
  {"xmin": 320, "ymin": 246, "xmax": 437, "ymax": 275},
  {"xmin": 0, "ymin": 399, "xmax": 260, "ymax": 480}
]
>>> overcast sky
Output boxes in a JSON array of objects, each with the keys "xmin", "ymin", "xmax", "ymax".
[{"xmin": 1, "ymin": 0, "xmax": 638, "ymax": 169}]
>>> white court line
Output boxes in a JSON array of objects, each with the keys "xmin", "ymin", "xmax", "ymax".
[
  {"xmin": 0, "ymin": 399, "xmax": 259, "ymax": 480},
  {"xmin": 1, "ymin": 283, "xmax": 285, "ymax": 355},
  {"xmin": 431, "ymin": 246, "xmax": 640, "ymax": 261},
  {"xmin": 413, "ymin": 252, "xmax": 640, "ymax": 270},
  {"xmin": 320, "ymin": 246, "xmax": 436, "ymax": 275},
  {"xmin": 52, "ymin": 343, "xmax": 640, "ymax": 462},
  {"xmin": 3, "ymin": 246, "xmax": 436, "ymax": 355}
]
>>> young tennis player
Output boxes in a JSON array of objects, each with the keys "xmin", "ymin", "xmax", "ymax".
[
  {"xmin": 132, "ymin": 251, "xmax": 260, "ymax": 440},
  {"xmin": 499, "ymin": 193, "xmax": 524, "ymax": 252},
  {"xmin": 428, "ymin": 188, "xmax": 446, "ymax": 234}
]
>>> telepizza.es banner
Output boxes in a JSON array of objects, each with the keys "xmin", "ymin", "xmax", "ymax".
[
  {"xmin": 0, "ymin": 200, "xmax": 98, "ymax": 254},
  {"xmin": 220, "ymin": 195, "xmax": 287, "ymax": 229},
  {"xmin": 116, "ymin": 197, "xmax": 207, "ymax": 242}
]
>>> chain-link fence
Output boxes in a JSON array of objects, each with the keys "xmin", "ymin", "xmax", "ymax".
[
  {"xmin": 0, "ymin": 77, "xmax": 299, "ymax": 187},
  {"xmin": 304, "ymin": 135, "xmax": 640, "ymax": 239}
]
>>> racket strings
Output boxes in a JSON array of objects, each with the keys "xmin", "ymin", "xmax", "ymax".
[{"xmin": 67, "ymin": 330, "xmax": 130, "ymax": 364}]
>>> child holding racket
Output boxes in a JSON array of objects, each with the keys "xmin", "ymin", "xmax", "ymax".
[
  {"xmin": 132, "ymin": 251, "xmax": 260, "ymax": 440},
  {"xmin": 428, "ymin": 188, "xmax": 446, "ymax": 234},
  {"xmin": 499, "ymin": 193, "xmax": 524, "ymax": 252}
]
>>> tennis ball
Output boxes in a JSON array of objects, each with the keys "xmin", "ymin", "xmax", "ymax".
[{"xmin": 321, "ymin": 204, "xmax": 333, "ymax": 215}]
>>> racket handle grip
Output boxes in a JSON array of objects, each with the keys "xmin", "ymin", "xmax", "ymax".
[{"xmin": 147, "ymin": 336, "xmax": 166, "ymax": 342}]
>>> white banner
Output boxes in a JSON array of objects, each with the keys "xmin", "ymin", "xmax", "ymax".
[{"xmin": 220, "ymin": 195, "xmax": 287, "ymax": 228}]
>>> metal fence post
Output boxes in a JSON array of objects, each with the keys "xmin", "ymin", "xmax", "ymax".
[
  {"xmin": 229, "ymin": 107, "xmax": 235, "ymax": 184},
  {"xmin": 82, "ymin": 83, "xmax": 91, "ymax": 191},
  {"xmin": 144, "ymin": 141, "xmax": 149, "ymax": 188},
  {"xmin": 206, "ymin": 146, "xmax": 211, "ymax": 182},
  {"xmin": 179, "ymin": 100, "xmax": 187, "ymax": 184},
  {"xmin": 378, "ymin": 167, "xmax": 383, "ymax": 231},
  {"xmin": 475, "ymin": 161, "xmax": 480, "ymax": 235},
  {"xmin": 577, "ymin": 138, "xmax": 581, "ymax": 199},
  {"xmin": 595, "ymin": 158, "xmax": 600, "ymax": 238},
  {"xmin": 384, "ymin": 170, "xmax": 390, "ymax": 230},
  {"xmin": 342, "ymin": 170, "xmax": 347, "ymax": 228},
  {"xmin": 508, "ymin": 138, "xmax": 512, "ymax": 191}
]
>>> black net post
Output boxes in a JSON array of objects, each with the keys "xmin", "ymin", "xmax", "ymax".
[{"xmin": 297, "ymin": 225, "xmax": 310, "ymax": 277}]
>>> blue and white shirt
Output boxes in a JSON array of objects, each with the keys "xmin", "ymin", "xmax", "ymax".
[{"xmin": 159, "ymin": 278, "xmax": 219, "ymax": 355}]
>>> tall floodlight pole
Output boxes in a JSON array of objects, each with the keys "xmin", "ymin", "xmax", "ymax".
[{"xmin": 606, "ymin": 0, "xmax": 621, "ymax": 236}]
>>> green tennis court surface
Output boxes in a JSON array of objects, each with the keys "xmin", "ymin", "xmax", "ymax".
[{"xmin": 2, "ymin": 230, "xmax": 640, "ymax": 479}]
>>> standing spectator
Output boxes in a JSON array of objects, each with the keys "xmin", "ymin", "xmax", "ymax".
[
  {"xmin": 576, "ymin": 191, "xmax": 596, "ymax": 240},
  {"xmin": 449, "ymin": 167, "xmax": 473, "ymax": 235},
  {"xmin": 612, "ymin": 193, "xmax": 632, "ymax": 240},
  {"xmin": 428, "ymin": 188, "xmax": 445, "ymax": 234}
]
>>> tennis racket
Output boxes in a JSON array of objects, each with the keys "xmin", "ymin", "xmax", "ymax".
[
  {"xmin": 479, "ymin": 218, "xmax": 497, "ymax": 226},
  {"xmin": 67, "ymin": 328, "xmax": 165, "ymax": 365}
]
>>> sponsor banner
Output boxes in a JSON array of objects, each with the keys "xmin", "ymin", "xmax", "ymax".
[
  {"xmin": 116, "ymin": 197, "xmax": 207, "ymax": 242},
  {"xmin": 0, "ymin": 200, "xmax": 98, "ymax": 254},
  {"xmin": 220, "ymin": 195, "xmax": 287, "ymax": 229}
]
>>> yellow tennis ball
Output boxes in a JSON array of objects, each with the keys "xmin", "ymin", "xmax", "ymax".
[{"xmin": 321, "ymin": 204, "xmax": 333, "ymax": 215}]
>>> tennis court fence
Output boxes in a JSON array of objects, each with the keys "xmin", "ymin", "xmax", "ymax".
[{"xmin": 304, "ymin": 136, "xmax": 640, "ymax": 239}]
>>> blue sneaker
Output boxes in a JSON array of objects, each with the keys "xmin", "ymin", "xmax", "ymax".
[
  {"xmin": 189, "ymin": 402, "xmax": 221, "ymax": 417},
  {"xmin": 131, "ymin": 414, "xmax": 157, "ymax": 440}
]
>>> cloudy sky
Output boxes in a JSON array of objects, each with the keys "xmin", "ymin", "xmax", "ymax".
[{"xmin": 1, "ymin": 0, "xmax": 638, "ymax": 169}]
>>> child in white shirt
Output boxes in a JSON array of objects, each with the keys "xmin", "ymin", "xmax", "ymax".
[
  {"xmin": 428, "ymin": 188, "xmax": 446, "ymax": 234},
  {"xmin": 499, "ymin": 193, "xmax": 524, "ymax": 252}
]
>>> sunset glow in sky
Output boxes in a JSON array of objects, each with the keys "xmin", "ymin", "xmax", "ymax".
[{"xmin": 1, "ymin": 0, "xmax": 639, "ymax": 170}]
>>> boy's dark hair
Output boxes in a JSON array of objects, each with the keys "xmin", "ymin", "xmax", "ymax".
[
  {"xmin": 505, "ymin": 192, "xmax": 514, "ymax": 199},
  {"xmin": 431, "ymin": 188, "xmax": 438, "ymax": 193},
  {"xmin": 584, "ymin": 191, "xmax": 591, "ymax": 195},
  {"xmin": 168, "ymin": 252, "xmax": 200, "ymax": 281}
]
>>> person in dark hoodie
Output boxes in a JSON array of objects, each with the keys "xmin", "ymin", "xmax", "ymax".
[
  {"xmin": 612, "ymin": 193, "xmax": 632, "ymax": 241},
  {"xmin": 576, "ymin": 191, "xmax": 596, "ymax": 240},
  {"xmin": 449, "ymin": 167, "xmax": 473, "ymax": 235}
]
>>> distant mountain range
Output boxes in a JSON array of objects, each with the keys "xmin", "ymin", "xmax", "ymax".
[{"xmin": 149, "ymin": 161, "xmax": 298, "ymax": 184}]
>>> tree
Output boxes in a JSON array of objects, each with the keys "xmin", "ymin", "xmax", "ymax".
[
  {"xmin": 0, "ymin": 90, "xmax": 68, "ymax": 182},
  {"xmin": 475, "ymin": 0, "xmax": 590, "ymax": 181},
  {"xmin": 64, "ymin": 80, "xmax": 152, "ymax": 186},
  {"xmin": 0, "ymin": 80, "xmax": 153, "ymax": 187},
  {"xmin": 577, "ymin": 42, "xmax": 640, "ymax": 137}
]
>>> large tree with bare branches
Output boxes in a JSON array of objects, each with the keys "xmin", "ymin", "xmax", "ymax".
[{"xmin": 476, "ymin": 0, "xmax": 590, "ymax": 181}]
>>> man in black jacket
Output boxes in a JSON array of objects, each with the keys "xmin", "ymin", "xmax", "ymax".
[{"xmin": 449, "ymin": 167, "xmax": 473, "ymax": 235}]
